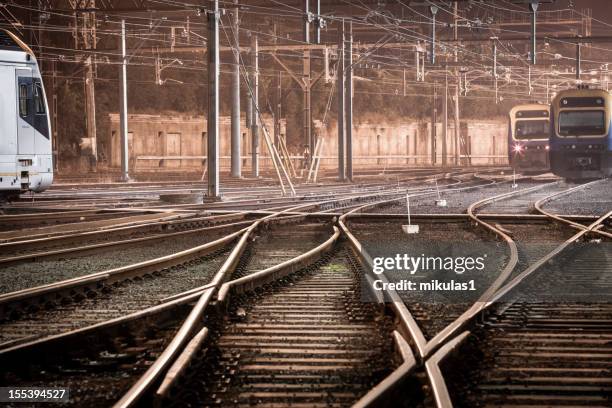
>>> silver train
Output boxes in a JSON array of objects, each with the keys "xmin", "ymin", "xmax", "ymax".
[{"xmin": 0, "ymin": 29, "xmax": 52, "ymax": 199}]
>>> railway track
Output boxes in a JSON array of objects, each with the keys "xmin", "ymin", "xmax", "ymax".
[
  {"xmin": 5, "ymin": 169, "xmax": 583, "ymax": 407},
  {"xmin": 165, "ymin": 248, "xmax": 395, "ymax": 407},
  {"xmin": 330, "ymin": 177, "xmax": 609, "ymax": 406},
  {"xmin": 446, "ymin": 230, "xmax": 612, "ymax": 407},
  {"xmin": 0, "ymin": 174, "xmax": 453, "ymax": 406},
  {"xmin": 426, "ymin": 179, "xmax": 612, "ymax": 407}
]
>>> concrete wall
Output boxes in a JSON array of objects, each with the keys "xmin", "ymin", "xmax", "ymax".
[
  {"xmin": 320, "ymin": 119, "xmax": 508, "ymax": 168},
  {"xmin": 109, "ymin": 113, "xmax": 284, "ymax": 172},
  {"xmin": 108, "ymin": 113, "xmax": 508, "ymax": 172}
]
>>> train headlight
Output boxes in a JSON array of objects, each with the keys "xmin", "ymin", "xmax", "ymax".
[
  {"xmin": 513, "ymin": 144, "xmax": 523, "ymax": 153},
  {"xmin": 571, "ymin": 145, "xmax": 576, "ymax": 149},
  {"xmin": 545, "ymin": 145, "xmax": 550, "ymax": 150}
]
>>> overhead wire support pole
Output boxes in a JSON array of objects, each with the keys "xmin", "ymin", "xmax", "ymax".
[
  {"xmin": 207, "ymin": 0, "xmax": 221, "ymax": 198},
  {"xmin": 431, "ymin": 83, "xmax": 437, "ymax": 166},
  {"xmin": 429, "ymin": 5, "xmax": 438, "ymax": 64},
  {"xmin": 119, "ymin": 19, "xmax": 130, "ymax": 182},
  {"xmin": 576, "ymin": 39, "xmax": 581, "ymax": 80},
  {"xmin": 529, "ymin": 0, "xmax": 539, "ymax": 64},
  {"xmin": 315, "ymin": 0, "xmax": 322, "ymax": 44},
  {"xmin": 492, "ymin": 38, "xmax": 498, "ymax": 102},
  {"xmin": 345, "ymin": 20, "xmax": 353, "ymax": 181},
  {"xmin": 304, "ymin": 0, "xmax": 310, "ymax": 44},
  {"xmin": 442, "ymin": 69, "xmax": 448, "ymax": 167},
  {"xmin": 250, "ymin": 35, "xmax": 259, "ymax": 178},
  {"xmin": 230, "ymin": 0, "xmax": 241, "ymax": 178},
  {"xmin": 337, "ymin": 19, "xmax": 346, "ymax": 181}
]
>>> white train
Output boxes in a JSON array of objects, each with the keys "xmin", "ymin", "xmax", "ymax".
[{"xmin": 0, "ymin": 29, "xmax": 52, "ymax": 200}]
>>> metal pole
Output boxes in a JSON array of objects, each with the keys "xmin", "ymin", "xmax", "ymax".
[
  {"xmin": 337, "ymin": 20, "xmax": 346, "ymax": 181},
  {"xmin": 415, "ymin": 47, "xmax": 420, "ymax": 81},
  {"xmin": 529, "ymin": 1, "xmax": 538, "ymax": 64},
  {"xmin": 443, "ymin": 71, "xmax": 448, "ymax": 167},
  {"xmin": 430, "ymin": 5, "xmax": 438, "ymax": 64},
  {"xmin": 85, "ymin": 57, "xmax": 97, "ymax": 165},
  {"xmin": 207, "ymin": 0, "xmax": 220, "ymax": 197},
  {"xmin": 494, "ymin": 41, "xmax": 498, "ymax": 102},
  {"xmin": 431, "ymin": 83, "xmax": 436, "ymax": 165},
  {"xmin": 576, "ymin": 42, "xmax": 581, "ymax": 80},
  {"xmin": 315, "ymin": 0, "xmax": 321, "ymax": 44},
  {"xmin": 276, "ymin": 71, "xmax": 282, "ymax": 146},
  {"xmin": 250, "ymin": 35, "xmax": 259, "ymax": 178},
  {"xmin": 492, "ymin": 41, "xmax": 497, "ymax": 77},
  {"xmin": 304, "ymin": 0, "xmax": 310, "ymax": 43},
  {"xmin": 303, "ymin": 50, "xmax": 312, "ymax": 164},
  {"xmin": 454, "ymin": 84, "xmax": 460, "ymax": 166},
  {"xmin": 346, "ymin": 20, "xmax": 353, "ymax": 181},
  {"xmin": 119, "ymin": 19, "xmax": 130, "ymax": 182},
  {"xmin": 453, "ymin": 2, "xmax": 458, "ymax": 63},
  {"xmin": 230, "ymin": 0, "xmax": 241, "ymax": 178}
]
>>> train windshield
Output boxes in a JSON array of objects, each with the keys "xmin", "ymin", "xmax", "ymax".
[
  {"xmin": 559, "ymin": 110, "xmax": 606, "ymax": 136},
  {"xmin": 515, "ymin": 120, "xmax": 549, "ymax": 140}
]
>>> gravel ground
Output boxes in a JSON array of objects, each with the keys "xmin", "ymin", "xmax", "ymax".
[
  {"xmin": 501, "ymin": 222, "xmax": 578, "ymax": 281},
  {"xmin": 542, "ymin": 178, "xmax": 612, "ymax": 217},
  {"xmin": 350, "ymin": 221, "xmax": 508, "ymax": 338},
  {"xmin": 0, "ymin": 227, "xmax": 242, "ymax": 295},
  {"xmin": 367, "ymin": 181, "xmax": 546, "ymax": 214},
  {"xmin": 476, "ymin": 182, "xmax": 567, "ymax": 214},
  {"xmin": 231, "ymin": 222, "xmax": 333, "ymax": 279},
  {"xmin": 0, "ymin": 249, "xmax": 229, "ymax": 346},
  {"xmin": 2, "ymin": 324, "xmax": 179, "ymax": 408}
]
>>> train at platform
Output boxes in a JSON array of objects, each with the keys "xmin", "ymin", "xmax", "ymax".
[
  {"xmin": 0, "ymin": 29, "xmax": 52, "ymax": 200},
  {"xmin": 508, "ymin": 104, "xmax": 550, "ymax": 172},
  {"xmin": 550, "ymin": 87, "xmax": 612, "ymax": 179}
]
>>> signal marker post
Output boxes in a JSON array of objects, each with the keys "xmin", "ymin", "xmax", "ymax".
[
  {"xmin": 435, "ymin": 179, "xmax": 447, "ymax": 207},
  {"xmin": 402, "ymin": 194, "xmax": 420, "ymax": 234}
]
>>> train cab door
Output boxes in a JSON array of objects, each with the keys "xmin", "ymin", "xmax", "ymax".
[{"xmin": 15, "ymin": 68, "xmax": 35, "ymax": 155}]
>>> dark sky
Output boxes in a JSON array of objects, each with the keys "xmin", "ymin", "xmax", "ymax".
[{"xmin": 543, "ymin": 0, "xmax": 611, "ymax": 15}]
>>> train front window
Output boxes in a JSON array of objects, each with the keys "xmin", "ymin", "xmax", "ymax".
[
  {"xmin": 559, "ymin": 110, "xmax": 605, "ymax": 136},
  {"xmin": 19, "ymin": 84, "xmax": 28, "ymax": 117},
  {"xmin": 34, "ymin": 82, "xmax": 45, "ymax": 114},
  {"xmin": 515, "ymin": 120, "xmax": 549, "ymax": 140}
]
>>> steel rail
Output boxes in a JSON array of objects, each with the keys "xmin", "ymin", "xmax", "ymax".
[
  {"xmin": 113, "ymin": 179, "xmax": 440, "ymax": 408},
  {"xmin": 151, "ymin": 227, "xmax": 342, "ymax": 403},
  {"xmin": 0, "ymin": 219, "xmax": 254, "ymax": 267},
  {"xmin": 0, "ymin": 281, "xmax": 215, "ymax": 360},
  {"xmin": 114, "ymin": 172, "xmax": 477, "ymax": 407},
  {"xmin": 0, "ymin": 211, "xmax": 247, "ymax": 250},
  {"xmin": 338, "ymin": 175, "xmax": 517, "ymax": 352},
  {"xmin": 422, "ymin": 191, "xmax": 612, "ymax": 407},
  {"xmin": 534, "ymin": 178, "xmax": 612, "ymax": 238},
  {"xmin": 0, "ymin": 227, "xmax": 245, "ymax": 320},
  {"xmin": 338, "ymin": 177, "xmax": 560, "ymax": 407},
  {"xmin": 414, "ymin": 182, "xmax": 560, "ymax": 407},
  {"xmin": 0, "ymin": 207, "xmax": 164, "ymax": 224},
  {"xmin": 352, "ymin": 331, "xmax": 417, "ymax": 408},
  {"xmin": 112, "ymin": 220, "xmax": 258, "ymax": 408},
  {"xmin": 534, "ymin": 179, "xmax": 605, "ymax": 230},
  {"xmin": 0, "ymin": 175, "xmax": 445, "ymax": 349},
  {"xmin": 424, "ymin": 332, "xmax": 471, "ymax": 408},
  {"xmin": 0, "ymin": 171, "xmax": 499, "ymax": 407},
  {"xmin": 0, "ymin": 212, "xmax": 193, "ymax": 244},
  {"xmin": 0, "ymin": 212, "xmax": 190, "ymax": 242},
  {"xmin": 421, "ymin": 182, "xmax": 560, "ymax": 358}
]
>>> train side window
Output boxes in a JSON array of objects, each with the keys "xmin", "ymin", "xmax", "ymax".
[
  {"xmin": 34, "ymin": 82, "xmax": 45, "ymax": 114},
  {"xmin": 19, "ymin": 84, "xmax": 28, "ymax": 117}
]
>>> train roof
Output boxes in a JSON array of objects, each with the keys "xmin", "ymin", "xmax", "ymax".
[
  {"xmin": 509, "ymin": 104, "xmax": 550, "ymax": 118},
  {"xmin": 0, "ymin": 29, "xmax": 34, "ymax": 55},
  {"xmin": 551, "ymin": 87, "xmax": 611, "ymax": 105}
]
